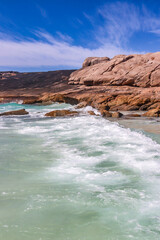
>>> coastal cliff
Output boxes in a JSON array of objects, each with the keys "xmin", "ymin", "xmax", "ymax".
[{"xmin": 1, "ymin": 52, "xmax": 160, "ymax": 116}]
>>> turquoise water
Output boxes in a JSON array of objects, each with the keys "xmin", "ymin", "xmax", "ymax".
[{"xmin": 0, "ymin": 103, "xmax": 160, "ymax": 240}]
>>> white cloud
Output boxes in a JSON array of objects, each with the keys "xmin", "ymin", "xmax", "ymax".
[{"xmin": 0, "ymin": 31, "xmax": 136, "ymax": 69}]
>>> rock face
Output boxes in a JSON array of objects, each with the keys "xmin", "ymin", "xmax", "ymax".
[
  {"xmin": 0, "ymin": 109, "xmax": 29, "ymax": 116},
  {"xmin": 66, "ymin": 52, "xmax": 160, "ymax": 116},
  {"xmin": 69, "ymin": 53, "xmax": 160, "ymax": 87},
  {"xmin": 45, "ymin": 110, "xmax": 78, "ymax": 117}
]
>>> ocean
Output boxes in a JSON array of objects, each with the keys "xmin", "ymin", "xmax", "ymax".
[{"xmin": 0, "ymin": 102, "xmax": 160, "ymax": 240}]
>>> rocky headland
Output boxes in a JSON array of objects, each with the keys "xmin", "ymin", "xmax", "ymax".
[{"xmin": 1, "ymin": 52, "xmax": 160, "ymax": 118}]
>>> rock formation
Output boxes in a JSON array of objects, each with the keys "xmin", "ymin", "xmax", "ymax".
[
  {"xmin": 69, "ymin": 53, "xmax": 160, "ymax": 87},
  {"xmin": 1, "ymin": 52, "xmax": 160, "ymax": 117},
  {"xmin": 142, "ymin": 108, "xmax": 160, "ymax": 117},
  {"xmin": 67, "ymin": 53, "xmax": 160, "ymax": 116}
]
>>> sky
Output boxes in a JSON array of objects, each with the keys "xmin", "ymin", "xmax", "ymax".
[{"xmin": 0, "ymin": 0, "xmax": 160, "ymax": 72}]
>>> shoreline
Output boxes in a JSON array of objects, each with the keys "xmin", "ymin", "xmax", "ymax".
[
  {"xmin": 0, "ymin": 101, "xmax": 160, "ymax": 137},
  {"xmin": 112, "ymin": 117, "xmax": 160, "ymax": 135}
]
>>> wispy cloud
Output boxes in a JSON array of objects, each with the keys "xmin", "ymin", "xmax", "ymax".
[
  {"xmin": 56, "ymin": 32, "xmax": 73, "ymax": 43},
  {"xmin": 83, "ymin": 12, "xmax": 95, "ymax": 25},
  {"xmin": 0, "ymin": 31, "xmax": 135, "ymax": 69},
  {"xmin": 150, "ymin": 29, "xmax": 160, "ymax": 35},
  {"xmin": 97, "ymin": 2, "xmax": 140, "ymax": 46},
  {"xmin": 36, "ymin": 3, "xmax": 49, "ymax": 21},
  {"xmin": 95, "ymin": 2, "xmax": 160, "ymax": 46},
  {"xmin": 0, "ymin": 1, "xmax": 160, "ymax": 70}
]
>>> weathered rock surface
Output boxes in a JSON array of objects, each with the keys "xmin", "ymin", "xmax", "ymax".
[
  {"xmin": 82, "ymin": 57, "xmax": 110, "ymax": 68},
  {"xmin": 45, "ymin": 110, "xmax": 78, "ymax": 117},
  {"xmin": 0, "ymin": 109, "xmax": 29, "ymax": 116},
  {"xmin": 69, "ymin": 53, "xmax": 160, "ymax": 87}
]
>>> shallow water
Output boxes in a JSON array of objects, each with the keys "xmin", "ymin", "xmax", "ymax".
[{"xmin": 0, "ymin": 103, "xmax": 160, "ymax": 240}]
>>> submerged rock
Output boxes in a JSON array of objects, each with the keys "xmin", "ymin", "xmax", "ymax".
[
  {"xmin": 45, "ymin": 109, "xmax": 78, "ymax": 117},
  {"xmin": 0, "ymin": 109, "xmax": 29, "ymax": 116}
]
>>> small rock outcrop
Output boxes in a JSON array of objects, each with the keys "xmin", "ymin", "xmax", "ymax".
[
  {"xmin": 100, "ymin": 110, "xmax": 112, "ymax": 117},
  {"xmin": 111, "ymin": 112, "xmax": 123, "ymax": 118},
  {"xmin": 45, "ymin": 110, "xmax": 78, "ymax": 117},
  {"xmin": 88, "ymin": 111, "xmax": 96, "ymax": 115},
  {"xmin": 142, "ymin": 108, "xmax": 160, "ymax": 117},
  {"xmin": 75, "ymin": 101, "xmax": 88, "ymax": 109},
  {"xmin": 0, "ymin": 109, "xmax": 29, "ymax": 116}
]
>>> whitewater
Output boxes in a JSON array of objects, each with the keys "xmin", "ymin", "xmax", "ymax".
[{"xmin": 0, "ymin": 102, "xmax": 160, "ymax": 240}]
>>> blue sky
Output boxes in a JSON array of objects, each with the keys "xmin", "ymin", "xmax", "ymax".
[{"xmin": 0, "ymin": 0, "xmax": 160, "ymax": 72}]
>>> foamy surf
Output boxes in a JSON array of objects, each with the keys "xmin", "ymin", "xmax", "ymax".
[{"xmin": 0, "ymin": 102, "xmax": 160, "ymax": 240}]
